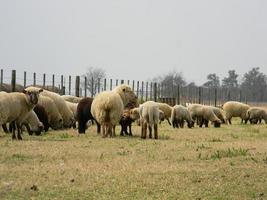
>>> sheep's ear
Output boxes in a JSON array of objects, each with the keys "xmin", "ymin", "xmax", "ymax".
[
  {"xmin": 23, "ymin": 89, "xmax": 27, "ymax": 94},
  {"xmin": 39, "ymin": 88, "xmax": 43, "ymax": 93},
  {"xmin": 122, "ymin": 88, "xmax": 126, "ymax": 92}
]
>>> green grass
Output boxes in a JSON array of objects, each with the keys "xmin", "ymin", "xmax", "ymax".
[{"xmin": 0, "ymin": 119, "xmax": 267, "ymax": 200}]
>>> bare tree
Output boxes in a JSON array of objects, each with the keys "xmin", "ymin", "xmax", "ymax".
[{"xmin": 82, "ymin": 67, "xmax": 106, "ymax": 97}]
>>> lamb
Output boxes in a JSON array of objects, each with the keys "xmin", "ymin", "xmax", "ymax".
[
  {"xmin": 246, "ymin": 107, "xmax": 267, "ymax": 124},
  {"xmin": 77, "ymin": 97, "xmax": 100, "ymax": 134},
  {"xmin": 139, "ymin": 101, "xmax": 160, "ymax": 139},
  {"xmin": 37, "ymin": 95, "xmax": 63, "ymax": 130},
  {"xmin": 26, "ymin": 87, "xmax": 75, "ymax": 128},
  {"xmin": 156, "ymin": 102, "xmax": 172, "ymax": 125},
  {"xmin": 171, "ymin": 105, "xmax": 194, "ymax": 128},
  {"xmin": 91, "ymin": 84, "xmax": 137, "ymax": 137},
  {"xmin": 0, "ymin": 87, "xmax": 43, "ymax": 139},
  {"xmin": 222, "ymin": 101, "xmax": 250, "ymax": 124},
  {"xmin": 187, "ymin": 104, "xmax": 222, "ymax": 128},
  {"xmin": 33, "ymin": 104, "xmax": 49, "ymax": 132},
  {"xmin": 62, "ymin": 95, "xmax": 83, "ymax": 103}
]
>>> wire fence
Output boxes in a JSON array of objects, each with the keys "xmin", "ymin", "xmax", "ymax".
[{"xmin": 0, "ymin": 69, "xmax": 265, "ymax": 107}]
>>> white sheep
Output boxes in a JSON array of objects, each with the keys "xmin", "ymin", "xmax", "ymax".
[
  {"xmin": 26, "ymin": 87, "xmax": 75, "ymax": 128},
  {"xmin": 171, "ymin": 105, "xmax": 194, "ymax": 128},
  {"xmin": 156, "ymin": 102, "xmax": 172, "ymax": 125},
  {"xmin": 0, "ymin": 87, "xmax": 43, "ymax": 139},
  {"xmin": 246, "ymin": 107, "xmax": 267, "ymax": 124},
  {"xmin": 21, "ymin": 110, "xmax": 44, "ymax": 135},
  {"xmin": 222, "ymin": 101, "xmax": 250, "ymax": 124},
  {"xmin": 139, "ymin": 101, "xmax": 160, "ymax": 139},
  {"xmin": 91, "ymin": 84, "xmax": 137, "ymax": 137},
  {"xmin": 37, "ymin": 95, "xmax": 63, "ymax": 130},
  {"xmin": 62, "ymin": 95, "xmax": 83, "ymax": 103},
  {"xmin": 188, "ymin": 104, "xmax": 222, "ymax": 127}
]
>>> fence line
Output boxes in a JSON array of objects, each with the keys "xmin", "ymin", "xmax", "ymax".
[{"xmin": 0, "ymin": 69, "xmax": 259, "ymax": 106}]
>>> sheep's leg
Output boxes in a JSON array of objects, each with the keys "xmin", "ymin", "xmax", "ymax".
[
  {"xmin": 11, "ymin": 122, "xmax": 17, "ymax": 140},
  {"xmin": 16, "ymin": 123, "xmax": 23, "ymax": 140},
  {"xmin": 141, "ymin": 122, "xmax": 144, "ymax": 138},
  {"xmin": 154, "ymin": 124, "xmax": 158, "ymax": 139},
  {"xmin": 204, "ymin": 120, "xmax": 209, "ymax": 128},
  {"xmin": 24, "ymin": 123, "xmax": 33, "ymax": 135},
  {"xmin": 96, "ymin": 122, "xmax": 101, "ymax": 134},
  {"xmin": 129, "ymin": 123, "xmax": 132, "ymax": 136},
  {"xmin": 228, "ymin": 118, "xmax": 232, "ymax": 125},
  {"xmin": 2, "ymin": 124, "xmax": 9, "ymax": 133},
  {"xmin": 167, "ymin": 118, "xmax": 171, "ymax": 126},
  {"xmin": 112, "ymin": 125, "xmax": 116, "ymax": 137},
  {"xmin": 148, "ymin": 125, "xmax": 152, "ymax": 139},
  {"xmin": 143, "ymin": 123, "xmax": 147, "ymax": 139},
  {"xmin": 102, "ymin": 125, "xmax": 107, "ymax": 138},
  {"xmin": 78, "ymin": 120, "xmax": 86, "ymax": 134},
  {"xmin": 172, "ymin": 120, "xmax": 176, "ymax": 128}
]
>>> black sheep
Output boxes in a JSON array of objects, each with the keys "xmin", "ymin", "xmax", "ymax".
[
  {"xmin": 34, "ymin": 104, "xmax": 49, "ymax": 132},
  {"xmin": 77, "ymin": 97, "xmax": 100, "ymax": 134}
]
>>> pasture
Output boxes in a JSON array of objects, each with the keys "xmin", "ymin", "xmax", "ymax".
[{"xmin": 0, "ymin": 120, "xmax": 267, "ymax": 200}]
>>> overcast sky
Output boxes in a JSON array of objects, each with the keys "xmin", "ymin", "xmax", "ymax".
[{"xmin": 0, "ymin": 0, "xmax": 266, "ymax": 85}]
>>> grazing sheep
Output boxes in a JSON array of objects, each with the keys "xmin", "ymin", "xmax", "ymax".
[
  {"xmin": 0, "ymin": 87, "xmax": 43, "ymax": 139},
  {"xmin": 28, "ymin": 87, "xmax": 75, "ymax": 128},
  {"xmin": 62, "ymin": 95, "xmax": 83, "ymax": 103},
  {"xmin": 21, "ymin": 110, "xmax": 44, "ymax": 135},
  {"xmin": 171, "ymin": 105, "xmax": 194, "ymax": 128},
  {"xmin": 37, "ymin": 95, "xmax": 63, "ymax": 130},
  {"xmin": 0, "ymin": 83, "xmax": 24, "ymax": 92},
  {"xmin": 91, "ymin": 84, "xmax": 137, "ymax": 137},
  {"xmin": 207, "ymin": 106, "xmax": 227, "ymax": 124},
  {"xmin": 246, "ymin": 107, "xmax": 267, "ymax": 124},
  {"xmin": 157, "ymin": 102, "xmax": 172, "ymax": 125},
  {"xmin": 188, "ymin": 104, "xmax": 221, "ymax": 128},
  {"xmin": 139, "ymin": 101, "xmax": 160, "ymax": 139},
  {"xmin": 77, "ymin": 97, "xmax": 100, "ymax": 134},
  {"xmin": 222, "ymin": 101, "xmax": 250, "ymax": 124},
  {"xmin": 33, "ymin": 104, "xmax": 49, "ymax": 132}
]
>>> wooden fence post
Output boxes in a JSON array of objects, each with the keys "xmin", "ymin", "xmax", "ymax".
[
  {"xmin": 11, "ymin": 70, "xmax": 16, "ymax": 92},
  {"xmin": 110, "ymin": 79, "xmax": 112, "ymax": 91},
  {"xmin": 198, "ymin": 87, "xmax": 202, "ymax": 104},
  {"xmin": 145, "ymin": 82, "xmax": 148, "ymax": 101},
  {"xmin": 177, "ymin": 85, "xmax": 180, "ymax": 105},
  {"xmin": 68, "ymin": 76, "xmax": 71, "ymax": 95},
  {"xmin": 150, "ymin": 82, "xmax": 153, "ymax": 100},
  {"xmin": 121, "ymin": 80, "xmax": 124, "ymax": 84},
  {"xmin": 132, "ymin": 80, "xmax": 135, "ymax": 92},
  {"xmin": 97, "ymin": 78, "xmax": 100, "ymax": 93},
  {"xmin": 24, "ymin": 71, "xmax": 26, "ymax": 88},
  {"xmin": 153, "ymin": 83, "xmax": 157, "ymax": 102},
  {"xmin": 104, "ymin": 79, "xmax": 106, "ymax": 91},
  {"xmin": 136, "ymin": 81, "xmax": 139, "ymax": 99},
  {"xmin": 116, "ymin": 79, "xmax": 118, "ymax": 86},
  {"xmin": 33, "ymin": 72, "xmax": 36, "ymax": 86},
  {"xmin": 61, "ymin": 75, "xmax": 64, "ymax": 95},
  {"xmin": 91, "ymin": 77, "xmax": 94, "ymax": 97},
  {"xmin": 84, "ymin": 76, "xmax": 87, "ymax": 97},
  {"xmin": 0, "ymin": 69, "xmax": 3, "ymax": 91},
  {"xmin": 239, "ymin": 89, "xmax": 242, "ymax": 102},
  {"xmin": 141, "ymin": 81, "xmax": 144, "ymax": 102},
  {"xmin": 43, "ymin": 73, "xmax": 46, "ymax": 88},
  {"xmin": 75, "ymin": 76, "xmax": 80, "ymax": 97},
  {"xmin": 52, "ymin": 74, "xmax": 55, "ymax": 91},
  {"xmin": 214, "ymin": 88, "xmax": 217, "ymax": 107}
]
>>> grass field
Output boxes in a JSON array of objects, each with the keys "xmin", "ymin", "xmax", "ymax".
[{"xmin": 0, "ymin": 120, "xmax": 267, "ymax": 200}]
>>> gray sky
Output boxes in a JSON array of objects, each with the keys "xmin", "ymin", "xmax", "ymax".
[{"xmin": 0, "ymin": 0, "xmax": 266, "ymax": 85}]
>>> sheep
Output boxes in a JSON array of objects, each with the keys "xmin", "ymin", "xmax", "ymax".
[
  {"xmin": 187, "ymin": 104, "xmax": 222, "ymax": 128},
  {"xmin": 171, "ymin": 105, "xmax": 194, "ymax": 128},
  {"xmin": 139, "ymin": 101, "xmax": 160, "ymax": 139},
  {"xmin": 62, "ymin": 95, "xmax": 83, "ymax": 103},
  {"xmin": 77, "ymin": 97, "xmax": 100, "ymax": 134},
  {"xmin": 91, "ymin": 84, "xmax": 137, "ymax": 137},
  {"xmin": 207, "ymin": 106, "xmax": 227, "ymax": 124},
  {"xmin": 37, "ymin": 95, "xmax": 63, "ymax": 130},
  {"xmin": 246, "ymin": 107, "xmax": 267, "ymax": 124},
  {"xmin": 27, "ymin": 87, "xmax": 75, "ymax": 128},
  {"xmin": 119, "ymin": 102, "xmax": 139, "ymax": 136},
  {"xmin": 20, "ymin": 110, "xmax": 44, "ymax": 135},
  {"xmin": 0, "ymin": 87, "xmax": 43, "ymax": 139},
  {"xmin": 33, "ymin": 104, "xmax": 49, "ymax": 132},
  {"xmin": 222, "ymin": 101, "xmax": 250, "ymax": 124},
  {"xmin": 156, "ymin": 102, "xmax": 172, "ymax": 125}
]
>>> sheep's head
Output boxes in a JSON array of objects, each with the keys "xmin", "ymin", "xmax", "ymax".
[
  {"xmin": 113, "ymin": 84, "xmax": 138, "ymax": 106},
  {"xmin": 129, "ymin": 108, "xmax": 140, "ymax": 121},
  {"xmin": 23, "ymin": 87, "xmax": 43, "ymax": 105}
]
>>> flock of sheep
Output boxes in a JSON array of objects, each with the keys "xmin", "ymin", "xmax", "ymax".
[{"xmin": 0, "ymin": 84, "xmax": 266, "ymax": 140}]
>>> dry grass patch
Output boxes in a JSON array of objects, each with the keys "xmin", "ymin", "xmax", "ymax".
[{"xmin": 0, "ymin": 119, "xmax": 267, "ymax": 199}]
